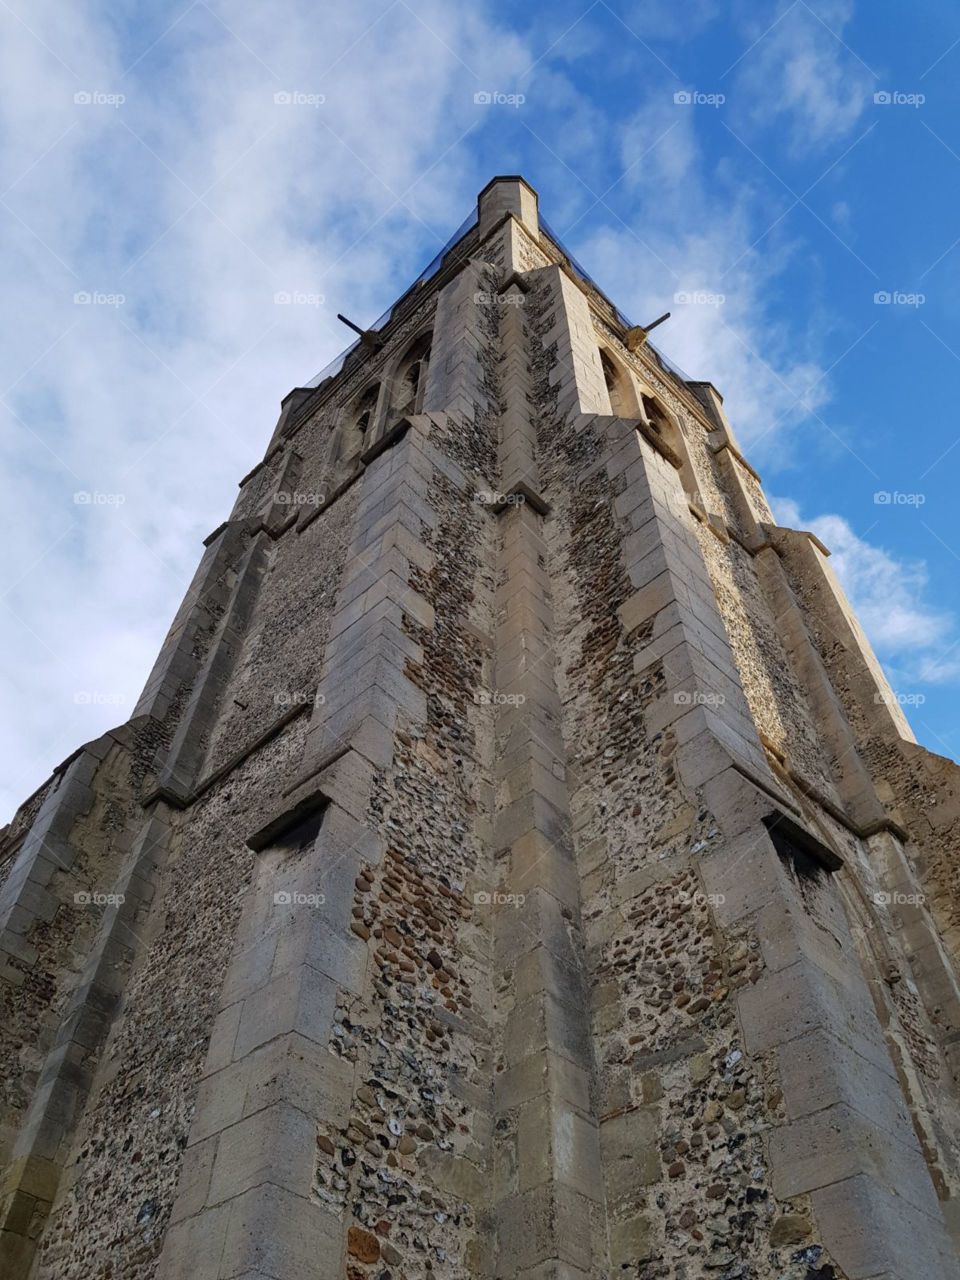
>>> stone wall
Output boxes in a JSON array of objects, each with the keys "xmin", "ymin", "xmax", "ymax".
[
  {"xmin": 532, "ymin": 399, "xmax": 847, "ymax": 1273},
  {"xmin": 0, "ymin": 730, "xmax": 145, "ymax": 1168},
  {"xmin": 202, "ymin": 488, "xmax": 360, "ymax": 775},
  {"xmin": 4, "ymin": 178, "xmax": 960, "ymax": 1280},
  {"xmin": 322, "ymin": 461, "xmax": 497, "ymax": 1279},
  {"xmin": 33, "ymin": 721, "xmax": 308, "ymax": 1279}
]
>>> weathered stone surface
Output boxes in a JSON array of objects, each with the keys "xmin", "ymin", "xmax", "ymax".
[{"xmin": 2, "ymin": 174, "xmax": 960, "ymax": 1280}]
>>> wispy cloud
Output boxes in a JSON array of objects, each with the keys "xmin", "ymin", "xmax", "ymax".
[
  {"xmin": 569, "ymin": 90, "xmax": 831, "ymax": 462},
  {"xmin": 0, "ymin": 0, "xmax": 531, "ymax": 819},
  {"xmin": 732, "ymin": 0, "xmax": 874, "ymax": 151}
]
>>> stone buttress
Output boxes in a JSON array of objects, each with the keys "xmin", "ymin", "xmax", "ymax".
[{"xmin": 1, "ymin": 176, "xmax": 960, "ymax": 1280}]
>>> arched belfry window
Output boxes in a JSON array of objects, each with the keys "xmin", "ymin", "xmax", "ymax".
[
  {"xmin": 639, "ymin": 389, "xmax": 703, "ymax": 511},
  {"xmin": 641, "ymin": 393, "xmax": 671, "ymax": 437},
  {"xmin": 390, "ymin": 332, "xmax": 432, "ymax": 419},
  {"xmin": 600, "ymin": 348, "xmax": 622, "ymax": 414},
  {"xmin": 352, "ymin": 383, "xmax": 379, "ymax": 436},
  {"xmin": 339, "ymin": 382, "xmax": 380, "ymax": 461},
  {"xmin": 599, "ymin": 347, "xmax": 640, "ymax": 418}
]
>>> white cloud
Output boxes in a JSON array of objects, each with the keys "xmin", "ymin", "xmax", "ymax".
[
  {"xmin": 831, "ymin": 198, "xmax": 852, "ymax": 228},
  {"xmin": 569, "ymin": 95, "xmax": 830, "ymax": 460},
  {"xmin": 732, "ymin": 0, "xmax": 873, "ymax": 152},
  {"xmin": 0, "ymin": 0, "xmax": 937, "ymax": 825},
  {"xmin": 0, "ymin": 0, "xmax": 532, "ymax": 820}
]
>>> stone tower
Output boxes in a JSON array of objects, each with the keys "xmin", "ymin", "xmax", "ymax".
[{"xmin": 2, "ymin": 176, "xmax": 960, "ymax": 1280}]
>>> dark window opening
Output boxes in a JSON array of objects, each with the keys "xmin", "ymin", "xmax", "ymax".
[
  {"xmin": 600, "ymin": 349, "xmax": 619, "ymax": 394},
  {"xmin": 599, "ymin": 348, "xmax": 633, "ymax": 417},
  {"xmin": 642, "ymin": 393, "xmax": 670, "ymax": 436},
  {"xmin": 351, "ymin": 384, "xmax": 380, "ymax": 438},
  {"xmin": 393, "ymin": 332, "xmax": 432, "ymax": 418}
]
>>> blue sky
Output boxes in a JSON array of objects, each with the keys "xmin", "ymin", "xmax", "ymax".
[{"xmin": 2, "ymin": 0, "xmax": 959, "ymax": 820}]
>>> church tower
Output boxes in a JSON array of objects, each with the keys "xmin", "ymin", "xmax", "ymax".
[{"xmin": 3, "ymin": 176, "xmax": 960, "ymax": 1280}]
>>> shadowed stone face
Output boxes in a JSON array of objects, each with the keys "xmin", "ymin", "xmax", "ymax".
[{"xmin": 2, "ymin": 177, "xmax": 960, "ymax": 1280}]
